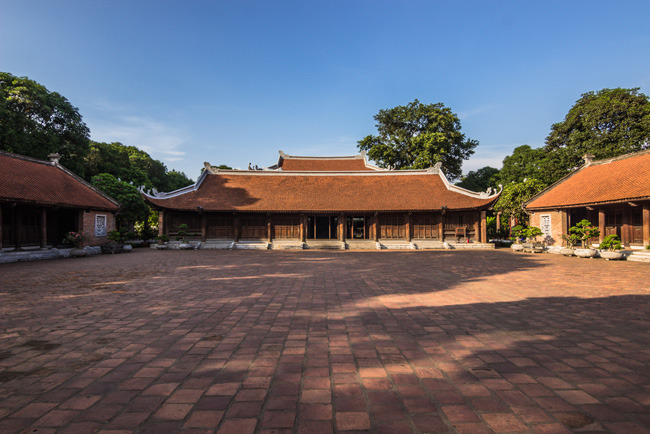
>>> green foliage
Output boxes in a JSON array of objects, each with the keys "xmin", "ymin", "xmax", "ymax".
[
  {"xmin": 561, "ymin": 233, "xmax": 581, "ymax": 248},
  {"xmin": 456, "ymin": 166, "xmax": 500, "ymax": 192},
  {"xmin": 176, "ymin": 223, "xmax": 191, "ymax": 242},
  {"xmin": 63, "ymin": 231, "xmax": 89, "ymax": 248},
  {"xmin": 107, "ymin": 228, "xmax": 129, "ymax": 243},
  {"xmin": 92, "ymin": 173, "xmax": 149, "ymax": 226},
  {"xmin": 509, "ymin": 225, "xmax": 525, "ymax": 242},
  {"xmin": 496, "ymin": 145, "xmax": 547, "ymax": 185},
  {"xmin": 544, "ymin": 88, "xmax": 650, "ymax": 182},
  {"xmin": 569, "ymin": 219, "xmax": 600, "ymax": 248},
  {"xmin": 0, "ymin": 72, "xmax": 90, "ymax": 176},
  {"xmin": 493, "ymin": 179, "xmax": 546, "ymax": 226},
  {"xmin": 599, "ymin": 234, "xmax": 622, "ymax": 251},
  {"xmin": 85, "ymin": 141, "xmax": 193, "ymax": 191},
  {"xmin": 358, "ymin": 99, "xmax": 478, "ymax": 180},
  {"xmin": 156, "ymin": 234, "xmax": 169, "ymax": 243},
  {"xmin": 523, "ymin": 226, "xmax": 543, "ymax": 241}
]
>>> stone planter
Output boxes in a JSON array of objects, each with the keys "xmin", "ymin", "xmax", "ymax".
[
  {"xmin": 156, "ymin": 244, "xmax": 168, "ymax": 250},
  {"xmin": 599, "ymin": 250, "xmax": 624, "ymax": 260},
  {"xmin": 575, "ymin": 248, "xmax": 598, "ymax": 258},
  {"xmin": 179, "ymin": 243, "xmax": 194, "ymax": 250},
  {"xmin": 523, "ymin": 242, "xmax": 544, "ymax": 253},
  {"xmin": 122, "ymin": 244, "xmax": 133, "ymax": 252},
  {"xmin": 69, "ymin": 248, "xmax": 86, "ymax": 257},
  {"xmin": 560, "ymin": 248, "xmax": 575, "ymax": 256},
  {"xmin": 511, "ymin": 243, "xmax": 524, "ymax": 252}
]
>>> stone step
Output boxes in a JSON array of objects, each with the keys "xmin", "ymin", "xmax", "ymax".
[
  {"xmin": 234, "ymin": 242, "xmax": 269, "ymax": 250},
  {"xmin": 413, "ymin": 242, "xmax": 446, "ymax": 250},
  {"xmin": 305, "ymin": 241, "xmax": 346, "ymax": 250},
  {"xmin": 345, "ymin": 241, "xmax": 379, "ymax": 250},
  {"xmin": 200, "ymin": 241, "xmax": 235, "ymax": 250},
  {"xmin": 627, "ymin": 250, "xmax": 650, "ymax": 263},
  {"xmin": 379, "ymin": 242, "xmax": 415, "ymax": 250},
  {"xmin": 271, "ymin": 242, "xmax": 305, "ymax": 250},
  {"xmin": 447, "ymin": 243, "xmax": 495, "ymax": 250}
]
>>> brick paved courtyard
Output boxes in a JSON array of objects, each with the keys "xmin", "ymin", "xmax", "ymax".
[{"xmin": 0, "ymin": 250, "xmax": 649, "ymax": 434}]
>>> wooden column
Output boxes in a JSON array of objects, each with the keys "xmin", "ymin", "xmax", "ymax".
[
  {"xmin": 496, "ymin": 212, "xmax": 502, "ymax": 232},
  {"xmin": 438, "ymin": 214, "xmax": 444, "ymax": 241},
  {"xmin": 300, "ymin": 215, "xmax": 306, "ymax": 242},
  {"xmin": 480, "ymin": 210, "xmax": 487, "ymax": 243},
  {"xmin": 158, "ymin": 211, "xmax": 165, "ymax": 236},
  {"xmin": 560, "ymin": 210, "xmax": 568, "ymax": 243},
  {"xmin": 0, "ymin": 205, "xmax": 3, "ymax": 249},
  {"xmin": 640, "ymin": 202, "xmax": 650, "ymax": 247},
  {"xmin": 201, "ymin": 213, "xmax": 207, "ymax": 242},
  {"xmin": 267, "ymin": 215, "xmax": 272, "ymax": 243},
  {"xmin": 373, "ymin": 213, "xmax": 379, "ymax": 242},
  {"xmin": 339, "ymin": 214, "xmax": 346, "ymax": 243},
  {"xmin": 13, "ymin": 204, "xmax": 22, "ymax": 251},
  {"xmin": 473, "ymin": 213, "xmax": 480, "ymax": 242},
  {"xmin": 622, "ymin": 209, "xmax": 631, "ymax": 247},
  {"xmin": 40, "ymin": 207, "xmax": 47, "ymax": 249},
  {"xmin": 405, "ymin": 214, "xmax": 412, "ymax": 242},
  {"xmin": 598, "ymin": 208, "xmax": 605, "ymax": 243},
  {"xmin": 234, "ymin": 215, "xmax": 241, "ymax": 242}
]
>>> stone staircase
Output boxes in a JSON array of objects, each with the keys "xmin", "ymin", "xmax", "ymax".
[
  {"xmin": 200, "ymin": 241, "xmax": 235, "ymax": 250},
  {"xmin": 345, "ymin": 241, "xmax": 379, "ymax": 250},
  {"xmin": 626, "ymin": 250, "xmax": 650, "ymax": 263},
  {"xmin": 271, "ymin": 241, "xmax": 305, "ymax": 250},
  {"xmin": 233, "ymin": 241, "xmax": 270, "ymax": 250},
  {"xmin": 304, "ymin": 241, "xmax": 346, "ymax": 250},
  {"xmin": 378, "ymin": 241, "xmax": 415, "ymax": 250},
  {"xmin": 412, "ymin": 241, "xmax": 446, "ymax": 250}
]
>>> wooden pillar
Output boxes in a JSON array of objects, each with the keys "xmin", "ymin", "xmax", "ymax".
[
  {"xmin": 13, "ymin": 204, "xmax": 22, "ymax": 251},
  {"xmin": 480, "ymin": 210, "xmax": 487, "ymax": 243},
  {"xmin": 300, "ymin": 215, "xmax": 306, "ymax": 242},
  {"xmin": 622, "ymin": 209, "xmax": 631, "ymax": 247},
  {"xmin": 339, "ymin": 213, "xmax": 346, "ymax": 243},
  {"xmin": 438, "ymin": 214, "xmax": 444, "ymax": 241},
  {"xmin": 598, "ymin": 208, "xmax": 605, "ymax": 243},
  {"xmin": 373, "ymin": 213, "xmax": 379, "ymax": 242},
  {"xmin": 560, "ymin": 210, "xmax": 568, "ymax": 242},
  {"xmin": 40, "ymin": 207, "xmax": 47, "ymax": 249},
  {"xmin": 201, "ymin": 213, "xmax": 207, "ymax": 242},
  {"xmin": 267, "ymin": 215, "xmax": 272, "ymax": 243},
  {"xmin": 496, "ymin": 212, "xmax": 502, "ymax": 232},
  {"xmin": 158, "ymin": 211, "xmax": 165, "ymax": 236},
  {"xmin": 640, "ymin": 202, "xmax": 650, "ymax": 247},
  {"xmin": 405, "ymin": 214, "xmax": 412, "ymax": 242},
  {"xmin": 473, "ymin": 213, "xmax": 480, "ymax": 242},
  {"xmin": 234, "ymin": 215, "xmax": 241, "ymax": 242},
  {"xmin": 0, "ymin": 205, "xmax": 2, "ymax": 250}
]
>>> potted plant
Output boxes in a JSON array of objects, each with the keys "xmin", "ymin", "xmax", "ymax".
[
  {"xmin": 599, "ymin": 234, "xmax": 624, "ymax": 260},
  {"xmin": 522, "ymin": 226, "xmax": 544, "ymax": 253},
  {"xmin": 63, "ymin": 231, "xmax": 89, "ymax": 257},
  {"xmin": 102, "ymin": 228, "xmax": 127, "ymax": 254},
  {"xmin": 509, "ymin": 225, "xmax": 525, "ymax": 252},
  {"xmin": 560, "ymin": 233, "xmax": 579, "ymax": 256},
  {"xmin": 176, "ymin": 223, "xmax": 194, "ymax": 250},
  {"xmin": 156, "ymin": 234, "xmax": 170, "ymax": 249},
  {"xmin": 571, "ymin": 219, "xmax": 600, "ymax": 258}
]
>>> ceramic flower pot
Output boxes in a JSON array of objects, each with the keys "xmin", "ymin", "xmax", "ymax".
[{"xmin": 599, "ymin": 250, "xmax": 624, "ymax": 260}]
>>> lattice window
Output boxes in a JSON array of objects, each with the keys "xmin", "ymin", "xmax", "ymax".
[
  {"xmin": 241, "ymin": 216, "xmax": 266, "ymax": 239},
  {"xmin": 207, "ymin": 215, "xmax": 233, "ymax": 239},
  {"xmin": 413, "ymin": 215, "xmax": 438, "ymax": 239},
  {"xmin": 379, "ymin": 216, "xmax": 405, "ymax": 239},
  {"xmin": 274, "ymin": 216, "xmax": 300, "ymax": 239}
]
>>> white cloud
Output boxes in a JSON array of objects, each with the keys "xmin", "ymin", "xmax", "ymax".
[{"xmin": 457, "ymin": 104, "xmax": 499, "ymax": 120}]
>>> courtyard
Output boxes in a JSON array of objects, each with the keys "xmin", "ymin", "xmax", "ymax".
[{"xmin": 0, "ymin": 249, "xmax": 648, "ymax": 434}]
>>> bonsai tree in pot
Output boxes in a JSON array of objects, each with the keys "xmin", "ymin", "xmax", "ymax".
[
  {"xmin": 156, "ymin": 234, "xmax": 170, "ymax": 249},
  {"xmin": 176, "ymin": 224, "xmax": 194, "ymax": 250},
  {"xmin": 63, "ymin": 231, "xmax": 89, "ymax": 257},
  {"xmin": 570, "ymin": 219, "xmax": 600, "ymax": 258},
  {"xmin": 599, "ymin": 234, "xmax": 624, "ymax": 260},
  {"xmin": 522, "ymin": 226, "xmax": 544, "ymax": 253},
  {"xmin": 560, "ymin": 233, "xmax": 580, "ymax": 256},
  {"xmin": 509, "ymin": 225, "xmax": 525, "ymax": 252}
]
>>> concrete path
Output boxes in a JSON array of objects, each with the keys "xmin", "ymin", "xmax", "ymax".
[{"xmin": 0, "ymin": 249, "xmax": 648, "ymax": 433}]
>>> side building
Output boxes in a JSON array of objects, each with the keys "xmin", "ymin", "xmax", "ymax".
[
  {"xmin": 143, "ymin": 152, "xmax": 500, "ymax": 250},
  {"xmin": 0, "ymin": 151, "xmax": 120, "ymax": 252},
  {"xmin": 525, "ymin": 151, "xmax": 650, "ymax": 249}
]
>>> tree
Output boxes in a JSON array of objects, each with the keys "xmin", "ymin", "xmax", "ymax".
[
  {"xmin": 91, "ymin": 173, "xmax": 149, "ymax": 227},
  {"xmin": 166, "ymin": 169, "xmax": 194, "ymax": 191},
  {"xmin": 493, "ymin": 179, "xmax": 546, "ymax": 226},
  {"xmin": 0, "ymin": 72, "xmax": 90, "ymax": 175},
  {"xmin": 358, "ymin": 99, "xmax": 478, "ymax": 180},
  {"xmin": 544, "ymin": 87, "xmax": 650, "ymax": 182},
  {"xmin": 496, "ymin": 145, "xmax": 547, "ymax": 185},
  {"xmin": 456, "ymin": 166, "xmax": 500, "ymax": 192}
]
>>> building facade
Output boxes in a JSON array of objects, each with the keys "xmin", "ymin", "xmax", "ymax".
[
  {"xmin": 525, "ymin": 151, "xmax": 650, "ymax": 249},
  {"xmin": 144, "ymin": 153, "xmax": 500, "ymax": 249},
  {"xmin": 0, "ymin": 151, "xmax": 120, "ymax": 251}
]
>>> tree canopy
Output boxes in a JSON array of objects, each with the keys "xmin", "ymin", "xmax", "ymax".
[
  {"xmin": 544, "ymin": 87, "xmax": 650, "ymax": 182},
  {"xmin": 456, "ymin": 166, "xmax": 499, "ymax": 192},
  {"xmin": 496, "ymin": 145, "xmax": 548, "ymax": 185},
  {"xmin": 0, "ymin": 72, "xmax": 90, "ymax": 176},
  {"xmin": 358, "ymin": 99, "xmax": 478, "ymax": 180},
  {"xmin": 91, "ymin": 173, "xmax": 149, "ymax": 226},
  {"xmin": 493, "ymin": 178, "xmax": 547, "ymax": 226}
]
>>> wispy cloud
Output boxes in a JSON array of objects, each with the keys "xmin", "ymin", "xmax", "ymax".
[{"xmin": 457, "ymin": 104, "xmax": 499, "ymax": 120}]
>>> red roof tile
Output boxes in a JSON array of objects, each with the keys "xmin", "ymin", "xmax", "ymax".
[
  {"xmin": 0, "ymin": 151, "xmax": 120, "ymax": 210},
  {"xmin": 279, "ymin": 157, "xmax": 377, "ymax": 171},
  {"xmin": 145, "ymin": 171, "xmax": 497, "ymax": 213},
  {"xmin": 526, "ymin": 150, "xmax": 650, "ymax": 209}
]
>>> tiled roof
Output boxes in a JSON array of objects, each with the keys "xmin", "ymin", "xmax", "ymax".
[
  {"xmin": 0, "ymin": 151, "xmax": 120, "ymax": 210},
  {"xmin": 526, "ymin": 150, "xmax": 650, "ymax": 209},
  {"xmin": 279, "ymin": 157, "xmax": 377, "ymax": 171},
  {"xmin": 144, "ymin": 171, "xmax": 498, "ymax": 213}
]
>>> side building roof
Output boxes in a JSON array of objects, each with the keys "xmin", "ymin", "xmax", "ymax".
[
  {"xmin": 0, "ymin": 151, "xmax": 120, "ymax": 211},
  {"xmin": 143, "ymin": 164, "xmax": 500, "ymax": 213},
  {"xmin": 270, "ymin": 151, "xmax": 382, "ymax": 171},
  {"xmin": 525, "ymin": 149, "xmax": 650, "ymax": 210}
]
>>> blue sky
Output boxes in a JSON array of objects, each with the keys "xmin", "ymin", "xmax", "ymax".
[{"xmin": 2, "ymin": 1, "xmax": 650, "ymax": 181}]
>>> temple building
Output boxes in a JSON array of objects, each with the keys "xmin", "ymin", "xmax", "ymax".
[
  {"xmin": 525, "ymin": 150, "xmax": 650, "ymax": 249},
  {"xmin": 143, "ymin": 152, "xmax": 500, "ymax": 249},
  {"xmin": 0, "ymin": 151, "xmax": 120, "ymax": 252}
]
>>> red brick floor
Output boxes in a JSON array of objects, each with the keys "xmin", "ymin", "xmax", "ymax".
[{"xmin": 0, "ymin": 249, "xmax": 649, "ymax": 433}]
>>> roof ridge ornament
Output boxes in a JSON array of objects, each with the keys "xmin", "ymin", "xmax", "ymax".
[
  {"xmin": 426, "ymin": 162, "xmax": 443, "ymax": 173},
  {"xmin": 48, "ymin": 153, "xmax": 61, "ymax": 165}
]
